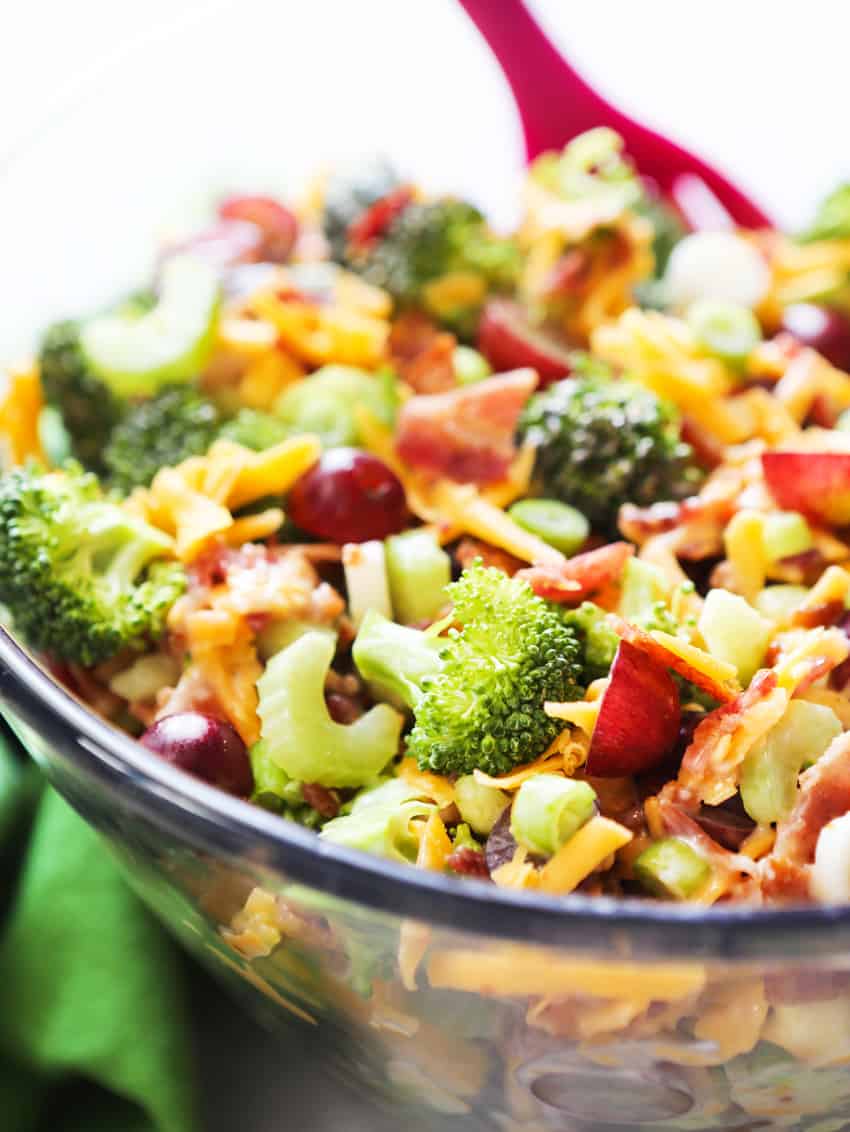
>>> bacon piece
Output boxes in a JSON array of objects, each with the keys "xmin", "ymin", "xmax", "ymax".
[
  {"xmin": 681, "ymin": 416, "xmax": 726, "ymax": 469},
  {"xmin": 610, "ymin": 617, "xmax": 738, "ymax": 705},
  {"xmin": 301, "ymin": 782, "xmax": 341, "ymax": 819},
  {"xmin": 395, "ymin": 369, "xmax": 538, "ymax": 485},
  {"xmin": 618, "ymin": 495, "xmax": 732, "ymax": 557},
  {"xmin": 446, "ymin": 847, "xmax": 490, "ymax": 878},
  {"xmin": 673, "ymin": 671, "xmax": 786, "ymax": 805},
  {"xmin": 773, "ymin": 732, "xmax": 850, "ymax": 865},
  {"xmin": 454, "ymin": 537, "xmax": 523, "ymax": 577},
  {"xmin": 517, "ymin": 542, "xmax": 633, "ymax": 604},
  {"xmin": 790, "ymin": 599, "xmax": 845, "ymax": 630},
  {"xmin": 389, "ymin": 310, "xmax": 457, "ymax": 395}
]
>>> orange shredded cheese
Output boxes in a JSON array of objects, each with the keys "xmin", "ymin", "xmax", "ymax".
[
  {"xmin": 416, "ymin": 812, "xmax": 452, "ymax": 872},
  {"xmin": 427, "ymin": 945, "xmax": 705, "ymax": 1002},
  {"xmin": 473, "ymin": 752, "xmax": 566, "ymax": 791},
  {"xmin": 0, "ymin": 365, "xmax": 44, "ymax": 467},
  {"xmin": 398, "ymin": 758, "xmax": 455, "ymax": 809},
  {"xmin": 537, "ymin": 817, "xmax": 633, "ymax": 895}
]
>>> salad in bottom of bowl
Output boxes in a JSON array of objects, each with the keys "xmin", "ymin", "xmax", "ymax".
[{"xmin": 4, "ymin": 129, "xmax": 850, "ymax": 909}]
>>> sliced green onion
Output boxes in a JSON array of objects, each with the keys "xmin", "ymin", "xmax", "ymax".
[
  {"xmin": 634, "ymin": 838, "xmax": 711, "ymax": 900},
  {"xmin": 454, "ymin": 775, "xmax": 509, "ymax": 836},
  {"xmin": 510, "ymin": 775, "xmax": 597, "ymax": 857},
  {"xmin": 385, "ymin": 528, "xmax": 451, "ymax": 625},
  {"xmin": 453, "ymin": 345, "xmax": 493, "ymax": 385},
  {"xmin": 740, "ymin": 700, "xmax": 842, "ymax": 824},
  {"xmin": 508, "ymin": 499, "xmax": 590, "ymax": 555},
  {"xmin": 761, "ymin": 511, "xmax": 813, "ymax": 564},
  {"xmin": 686, "ymin": 299, "xmax": 763, "ymax": 366}
]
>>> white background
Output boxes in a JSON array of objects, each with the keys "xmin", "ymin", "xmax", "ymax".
[
  {"xmin": 2, "ymin": 3, "xmax": 850, "ymax": 1129},
  {"xmin": 2, "ymin": 0, "xmax": 849, "ymax": 361}
]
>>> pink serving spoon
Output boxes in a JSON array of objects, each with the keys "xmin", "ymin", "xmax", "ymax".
[{"xmin": 458, "ymin": 0, "xmax": 772, "ymax": 230}]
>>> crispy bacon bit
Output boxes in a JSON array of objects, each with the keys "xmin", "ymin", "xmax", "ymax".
[
  {"xmin": 446, "ymin": 847, "xmax": 491, "ymax": 878},
  {"xmin": 346, "ymin": 185, "xmax": 414, "ymax": 251},
  {"xmin": 389, "ymin": 310, "xmax": 457, "ymax": 394},
  {"xmin": 759, "ymin": 855, "xmax": 812, "ymax": 903},
  {"xmin": 790, "ymin": 599, "xmax": 845, "ymax": 630},
  {"xmin": 774, "ymin": 547, "xmax": 827, "ymax": 585},
  {"xmin": 454, "ymin": 537, "xmax": 523, "ymax": 577},
  {"xmin": 681, "ymin": 416, "xmax": 726, "ymax": 469},
  {"xmin": 517, "ymin": 542, "xmax": 633, "ymax": 604},
  {"xmin": 619, "ymin": 496, "xmax": 733, "ymax": 556},
  {"xmin": 773, "ymin": 732, "xmax": 850, "ymax": 865},
  {"xmin": 324, "ymin": 691, "xmax": 363, "ymax": 725},
  {"xmin": 301, "ymin": 782, "xmax": 341, "ymax": 819},
  {"xmin": 395, "ymin": 369, "xmax": 538, "ymax": 485},
  {"xmin": 673, "ymin": 671, "xmax": 785, "ymax": 805},
  {"xmin": 610, "ymin": 617, "xmax": 738, "ymax": 705}
]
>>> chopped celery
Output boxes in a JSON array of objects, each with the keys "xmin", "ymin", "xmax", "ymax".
[
  {"xmin": 698, "ymin": 588, "xmax": 773, "ymax": 685},
  {"xmin": 80, "ymin": 256, "xmax": 221, "ymax": 396},
  {"xmin": 385, "ymin": 528, "xmax": 451, "ymax": 624},
  {"xmin": 507, "ymin": 499, "xmax": 589, "ymax": 555},
  {"xmin": 250, "ymin": 738, "xmax": 303, "ymax": 806},
  {"xmin": 634, "ymin": 838, "xmax": 711, "ymax": 900},
  {"xmin": 255, "ymin": 619, "xmax": 336, "ymax": 661},
  {"xmin": 618, "ymin": 557, "xmax": 668, "ymax": 621},
  {"xmin": 256, "ymin": 631, "xmax": 404, "ymax": 788},
  {"xmin": 275, "ymin": 364, "xmax": 395, "ymax": 449},
  {"xmin": 320, "ymin": 777, "xmax": 435, "ymax": 861},
  {"xmin": 351, "ymin": 609, "xmax": 443, "ymax": 710},
  {"xmin": 511, "ymin": 775, "xmax": 597, "ymax": 857},
  {"xmin": 343, "ymin": 540, "xmax": 392, "ymax": 629},
  {"xmin": 762, "ymin": 511, "xmax": 813, "ymax": 564},
  {"xmin": 454, "ymin": 775, "xmax": 509, "ymax": 835},
  {"xmin": 754, "ymin": 585, "xmax": 809, "ymax": 623},
  {"xmin": 740, "ymin": 700, "xmax": 842, "ymax": 824},
  {"xmin": 453, "ymin": 345, "xmax": 493, "ymax": 385},
  {"xmin": 686, "ymin": 299, "xmax": 762, "ymax": 366}
]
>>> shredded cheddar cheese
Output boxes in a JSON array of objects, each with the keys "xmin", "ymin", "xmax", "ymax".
[{"xmin": 538, "ymin": 817, "xmax": 633, "ymax": 895}]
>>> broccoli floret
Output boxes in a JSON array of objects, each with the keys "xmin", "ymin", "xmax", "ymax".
[
  {"xmin": 353, "ymin": 200, "xmax": 520, "ymax": 334},
  {"xmin": 562, "ymin": 602, "xmax": 618, "ymax": 683},
  {"xmin": 103, "ymin": 385, "xmax": 221, "ymax": 492},
  {"xmin": 801, "ymin": 183, "xmax": 850, "ymax": 242},
  {"xmin": 0, "ymin": 464, "xmax": 185, "ymax": 665},
  {"xmin": 322, "ymin": 156, "xmax": 402, "ymax": 262},
  {"xmin": 354, "ymin": 564, "xmax": 583, "ymax": 778},
  {"xmin": 218, "ymin": 408, "xmax": 291, "ymax": 452},
  {"xmin": 518, "ymin": 361, "xmax": 702, "ymax": 532},
  {"xmin": 38, "ymin": 320, "xmax": 124, "ymax": 472}
]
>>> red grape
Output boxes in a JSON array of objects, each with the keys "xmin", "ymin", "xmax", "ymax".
[
  {"xmin": 140, "ymin": 712, "xmax": 253, "ymax": 796},
  {"xmin": 288, "ymin": 448, "xmax": 409, "ymax": 543},
  {"xmin": 780, "ymin": 303, "xmax": 850, "ymax": 372},
  {"xmin": 219, "ymin": 195, "xmax": 299, "ymax": 263}
]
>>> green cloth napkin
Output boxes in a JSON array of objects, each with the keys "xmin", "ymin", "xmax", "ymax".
[{"xmin": 0, "ymin": 722, "xmax": 197, "ymax": 1132}]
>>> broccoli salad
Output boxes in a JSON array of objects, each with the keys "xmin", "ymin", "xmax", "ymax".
[{"xmin": 6, "ymin": 128, "xmax": 850, "ymax": 906}]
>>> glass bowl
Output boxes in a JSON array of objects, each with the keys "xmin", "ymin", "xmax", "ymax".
[{"xmin": 4, "ymin": 4, "xmax": 850, "ymax": 1128}]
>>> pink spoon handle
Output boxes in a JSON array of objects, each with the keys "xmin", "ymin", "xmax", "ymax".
[{"xmin": 458, "ymin": 0, "xmax": 772, "ymax": 228}]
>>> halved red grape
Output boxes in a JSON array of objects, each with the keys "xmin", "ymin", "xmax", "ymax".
[
  {"xmin": 780, "ymin": 303, "xmax": 850, "ymax": 372},
  {"xmin": 477, "ymin": 299, "xmax": 573, "ymax": 385},
  {"xmin": 288, "ymin": 448, "xmax": 409, "ymax": 543},
  {"xmin": 140, "ymin": 712, "xmax": 253, "ymax": 796},
  {"xmin": 219, "ymin": 195, "xmax": 299, "ymax": 263}
]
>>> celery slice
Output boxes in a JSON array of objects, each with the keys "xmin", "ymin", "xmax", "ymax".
[
  {"xmin": 385, "ymin": 529, "xmax": 451, "ymax": 624},
  {"xmin": 634, "ymin": 838, "xmax": 711, "ymax": 900}
]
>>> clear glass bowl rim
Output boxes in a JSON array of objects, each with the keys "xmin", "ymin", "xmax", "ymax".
[{"xmin": 4, "ymin": 626, "xmax": 850, "ymax": 963}]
